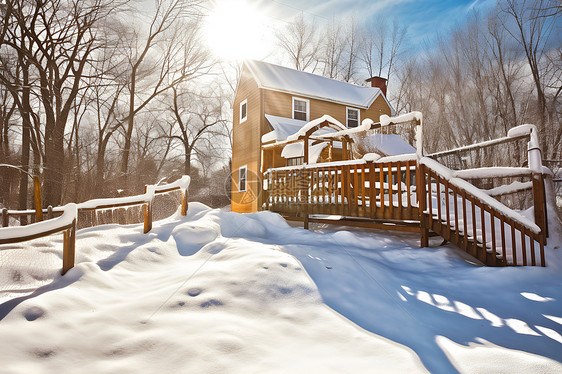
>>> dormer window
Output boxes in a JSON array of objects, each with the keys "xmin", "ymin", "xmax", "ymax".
[
  {"xmin": 240, "ymin": 99, "xmax": 247, "ymax": 123},
  {"xmin": 292, "ymin": 97, "xmax": 309, "ymax": 121},
  {"xmin": 346, "ymin": 107, "xmax": 359, "ymax": 128}
]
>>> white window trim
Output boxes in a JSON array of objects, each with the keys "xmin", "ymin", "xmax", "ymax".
[
  {"xmin": 239, "ymin": 99, "xmax": 248, "ymax": 124},
  {"xmin": 238, "ymin": 165, "xmax": 247, "ymax": 192},
  {"xmin": 346, "ymin": 107, "xmax": 360, "ymax": 128},
  {"xmin": 292, "ymin": 97, "xmax": 310, "ymax": 121}
]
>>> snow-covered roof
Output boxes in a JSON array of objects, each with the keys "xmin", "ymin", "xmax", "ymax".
[
  {"xmin": 263, "ymin": 114, "xmax": 345, "ymax": 143},
  {"xmin": 263, "ymin": 115, "xmax": 308, "ymax": 143},
  {"xmin": 360, "ymin": 134, "xmax": 416, "ymax": 157},
  {"xmin": 245, "ymin": 60, "xmax": 387, "ymax": 109},
  {"xmin": 286, "ymin": 115, "xmax": 347, "ymax": 141},
  {"xmin": 281, "ymin": 141, "xmax": 328, "ymax": 164}
]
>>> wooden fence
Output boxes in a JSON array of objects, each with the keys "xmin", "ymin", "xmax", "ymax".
[{"xmin": 0, "ymin": 176, "xmax": 190, "ymax": 274}]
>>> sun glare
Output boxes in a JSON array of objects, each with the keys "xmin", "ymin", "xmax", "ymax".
[{"xmin": 204, "ymin": 0, "xmax": 272, "ymax": 61}]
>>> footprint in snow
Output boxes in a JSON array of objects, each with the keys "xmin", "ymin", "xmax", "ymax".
[
  {"xmin": 187, "ymin": 288, "xmax": 202, "ymax": 297},
  {"xmin": 200, "ymin": 299, "xmax": 223, "ymax": 308},
  {"xmin": 24, "ymin": 306, "xmax": 45, "ymax": 321}
]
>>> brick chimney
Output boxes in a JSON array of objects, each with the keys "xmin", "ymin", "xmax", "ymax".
[{"xmin": 366, "ymin": 76, "xmax": 387, "ymax": 96}]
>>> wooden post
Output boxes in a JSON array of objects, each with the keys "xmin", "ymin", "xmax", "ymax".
[
  {"xmin": 181, "ymin": 188, "xmax": 188, "ymax": 216},
  {"xmin": 303, "ymin": 137, "xmax": 309, "ymax": 165},
  {"xmin": 2, "ymin": 208, "xmax": 8, "ymax": 227},
  {"xmin": 417, "ymin": 163, "xmax": 429, "ymax": 247},
  {"xmin": 62, "ymin": 219, "xmax": 76, "ymax": 275},
  {"xmin": 143, "ymin": 186, "xmax": 153, "ymax": 233},
  {"xmin": 33, "ymin": 176, "xmax": 43, "ymax": 222},
  {"xmin": 47, "ymin": 205, "xmax": 53, "ymax": 219},
  {"xmin": 532, "ymin": 173, "xmax": 547, "ymax": 244},
  {"xmin": 301, "ymin": 169, "xmax": 309, "ymax": 230},
  {"xmin": 143, "ymin": 203, "xmax": 152, "ymax": 233}
]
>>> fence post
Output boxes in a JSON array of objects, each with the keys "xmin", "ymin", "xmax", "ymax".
[
  {"xmin": 181, "ymin": 188, "xmax": 188, "ymax": 216},
  {"xmin": 2, "ymin": 208, "xmax": 8, "ymax": 227},
  {"xmin": 143, "ymin": 185, "xmax": 154, "ymax": 234},
  {"xmin": 47, "ymin": 205, "xmax": 53, "ymax": 219},
  {"xmin": 417, "ymin": 162, "xmax": 429, "ymax": 247},
  {"xmin": 62, "ymin": 219, "xmax": 76, "ymax": 275}
]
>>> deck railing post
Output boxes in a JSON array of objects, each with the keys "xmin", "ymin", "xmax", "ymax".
[
  {"xmin": 301, "ymin": 169, "xmax": 309, "ymax": 230},
  {"xmin": 2, "ymin": 208, "xmax": 8, "ymax": 227},
  {"xmin": 527, "ymin": 126, "xmax": 547, "ymax": 244},
  {"xmin": 417, "ymin": 162, "xmax": 429, "ymax": 247},
  {"xmin": 62, "ymin": 219, "xmax": 76, "ymax": 275},
  {"xmin": 532, "ymin": 173, "xmax": 547, "ymax": 244}
]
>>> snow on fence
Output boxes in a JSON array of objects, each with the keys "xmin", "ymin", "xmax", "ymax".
[{"xmin": 0, "ymin": 176, "xmax": 190, "ymax": 275}]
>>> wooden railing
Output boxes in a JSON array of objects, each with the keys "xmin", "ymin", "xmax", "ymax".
[
  {"xmin": 419, "ymin": 158, "xmax": 545, "ymax": 266},
  {"xmin": 0, "ymin": 204, "xmax": 78, "ymax": 274},
  {"xmin": 0, "ymin": 176, "xmax": 190, "ymax": 274},
  {"xmin": 264, "ymin": 155, "xmax": 421, "ymax": 231}
]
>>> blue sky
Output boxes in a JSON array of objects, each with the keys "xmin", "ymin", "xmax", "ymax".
[{"xmin": 255, "ymin": 0, "xmax": 497, "ymax": 51}]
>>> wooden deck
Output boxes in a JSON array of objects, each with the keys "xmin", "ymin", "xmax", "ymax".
[{"xmin": 264, "ymin": 156, "xmax": 547, "ymax": 267}]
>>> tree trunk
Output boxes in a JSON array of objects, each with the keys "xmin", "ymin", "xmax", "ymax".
[{"xmin": 43, "ymin": 122, "xmax": 65, "ymax": 206}]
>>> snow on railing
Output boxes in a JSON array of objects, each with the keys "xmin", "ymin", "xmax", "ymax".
[
  {"xmin": 419, "ymin": 157, "xmax": 545, "ymax": 266},
  {"xmin": 0, "ymin": 175, "xmax": 190, "ymax": 275},
  {"xmin": 0, "ymin": 204, "xmax": 78, "ymax": 274},
  {"xmin": 421, "ymin": 158, "xmax": 540, "ymax": 233}
]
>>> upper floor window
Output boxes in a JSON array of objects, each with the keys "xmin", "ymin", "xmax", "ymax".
[
  {"xmin": 292, "ymin": 97, "xmax": 309, "ymax": 121},
  {"xmin": 346, "ymin": 107, "xmax": 360, "ymax": 128},
  {"xmin": 240, "ymin": 99, "xmax": 247, "ymax": 123}
]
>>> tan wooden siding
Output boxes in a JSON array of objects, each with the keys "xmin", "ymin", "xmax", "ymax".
[
  {"xmin": 263, "ymin": 89, "xmax": 391, "ymax": 128},
  {"xmin": 233, "ymin": 72, "xmax": 392, "ymax": 213},
  {"xmin": 362, "ymin": 95, "xmax": 392, "ymax": 123},
  {"xmin": 232, "ymin": 65, "xmax": 262, "ymax": 213}
]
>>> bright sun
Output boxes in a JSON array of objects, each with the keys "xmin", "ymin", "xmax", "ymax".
[{"xmin": 204, "ymin": 0, "xmax": 272, "ymax": 61}]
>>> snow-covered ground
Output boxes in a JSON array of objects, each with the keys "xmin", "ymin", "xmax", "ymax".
[{"xmin": 0, "ymin": 202, "xmax": 561, "ymax": 373}]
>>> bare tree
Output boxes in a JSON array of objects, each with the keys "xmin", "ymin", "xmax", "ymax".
[
  {"xmin": 501, "ymin": 0, "xmax": 560, "ymax": 158},
  {"xmin": 359, "ymin": 17, "xmax": 407, "ymax": 82},
  {"xmin": 276, "ymin": 14, "xmax": 321, "ymax": 72},
  {"xmin": 166, "ymin": 84, "xmax": 228, "ymax": 176},
  {"xmin": 341, "ymin": 16, "xmax": 360, "ymax": 83},
  {"xmin": 320, "ymin": 20, "xmax": 346, "ymax": 79},
  {"xmin": 0, "ymin": 0, "xmax": 126, "ymax": 206},
  {"xmin": 117, "ymin": 0, "xmax": 212, "ymax": 189}
]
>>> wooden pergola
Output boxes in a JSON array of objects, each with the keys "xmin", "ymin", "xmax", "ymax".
[{"xmin": 261, "ymin": 119, "xmax": 354, "ymax": 171}]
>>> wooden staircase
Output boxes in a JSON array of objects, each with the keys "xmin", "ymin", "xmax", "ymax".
[{"xmin": 418, "ymin": 158, "xmax": 546, "ymax": 266}]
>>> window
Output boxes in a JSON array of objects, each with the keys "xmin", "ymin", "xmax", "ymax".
[
  {"xmin": 238, "ymin": 165, "xmax": 247, "ymax": 192},
  {"xmin": 292, "ymin": 97, "xmax": 309, "ymax": 121},
  {"xmin": 346, "ymin": 107, "xmax": 360, "ymax": 128},
  {"xmin": 287, "ymin": 157, "xmax": 304, "ymax": 166},
  {"xmin": 239, "ymin": 99, "xmax": 247, "ymax": 123}
]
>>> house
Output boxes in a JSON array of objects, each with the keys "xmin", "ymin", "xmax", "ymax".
[{"xmin": 231, "ymin": 59, "xmax": 394, "ymax": 213}]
